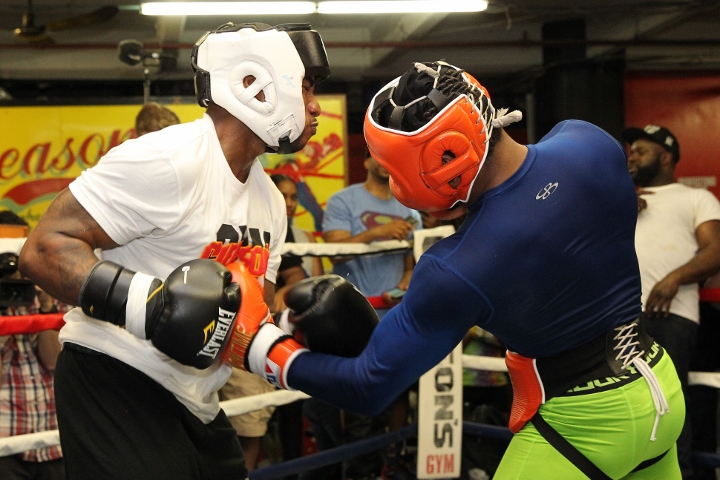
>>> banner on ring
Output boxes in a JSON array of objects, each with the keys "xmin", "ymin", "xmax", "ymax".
[
  {"xmin": 0, "ymin": 96, "xmax": 347, "ymax": 235},
  {"xmin": 417, "ymin": 343, "xmax": 463, "ymax": 479}
]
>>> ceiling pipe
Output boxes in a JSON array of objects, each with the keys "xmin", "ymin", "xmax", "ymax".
[{"xmin": 2, "ymin": 39, "xmax": 720, "ymax": 50}]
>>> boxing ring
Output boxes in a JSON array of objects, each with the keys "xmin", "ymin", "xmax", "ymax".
[{"xmin": 2, "ymin": 235, "xmax": 720, "ymax": 477}]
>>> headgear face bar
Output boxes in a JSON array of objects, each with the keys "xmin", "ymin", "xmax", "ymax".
[
  {"xmin": 192, "ymin": 23, "xmax": 330, "ymax": 154},
  {"xmin": 364, "ymin": 61, "xmax": 521, "ymax": 213}
]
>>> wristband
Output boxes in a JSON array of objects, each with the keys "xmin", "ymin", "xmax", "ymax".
[
  {"xmin": 247, "ymin": 323, "xmax": 307, "ymax": 389},
  {"xmin": 125, "ymin": 272, "xmax": 159, "ymax": 339},
  {"xmin": 246, "ymin": 323, "xmax": 287, "ymax": 376},
  {"xmin": 266, "ymin": 335, "xmax": 307, "ymax": 389}
]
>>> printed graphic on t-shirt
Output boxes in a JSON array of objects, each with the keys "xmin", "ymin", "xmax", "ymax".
[
  {"xmin": 200, "ymin": 223, "xmax": 271, "ymax": 276},
  {"xmin": 360, "ymin": 211, "xmax": 404, "ymax": 229}
]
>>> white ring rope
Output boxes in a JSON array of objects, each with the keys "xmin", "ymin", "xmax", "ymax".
[
  {"xmin": 281, "ymin": 239, "xmax": 412, "ymax": 257},
  {"xmin": 3, "ymin": 234, "xmax": 720, "ymax": 457},
  {"xmin": 1, "ymin": 237, "xmax": 413, "ymax": 259},
  {"xmin": 0, "ymin": 237, "xmax": 415, "ymax": 457},
  {"xmin": 0, "ymin": 389, "xmax": 311, "ymax": 458},
  {"xmin": 1, "ymin": 354, "xmax": 717, "ymax": 457}
]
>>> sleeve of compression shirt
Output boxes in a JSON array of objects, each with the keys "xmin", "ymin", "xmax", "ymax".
[{"xmin": 287, "ymin": 254, "xmax": 490, "ymax": 416}]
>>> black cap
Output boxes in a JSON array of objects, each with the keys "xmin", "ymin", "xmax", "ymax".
[{"xmin": 621, "ymin": 124, "xmax": 680, "ymax": 162}]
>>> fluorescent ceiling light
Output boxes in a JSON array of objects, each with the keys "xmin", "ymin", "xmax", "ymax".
[
  {"xmin": 317, "ymin": 1, "xmax": 488, "ymax": 14},
  {"xmin": 140, "ymin": 2, "xmax": 316, "ymax": 16},
  {"xmin": 140, "ymin": 1, "xmax": 489, "ymax": 16}
]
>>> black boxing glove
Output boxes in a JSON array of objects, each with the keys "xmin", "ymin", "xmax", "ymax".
[
  {"xmin": 281, "ymin": 275, "xmax": 379, "ymax": 357},
  {"xmin": 79, "ymin": 259, "xmax": 240, "ymax": 369}
]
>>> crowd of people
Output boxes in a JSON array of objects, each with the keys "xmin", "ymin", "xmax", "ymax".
[{"xmin": 1, "ymin": 20, "xmax": 720, "ymax": 480}]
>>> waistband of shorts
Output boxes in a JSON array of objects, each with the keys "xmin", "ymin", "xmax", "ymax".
[
  {"xmin": 536, "ymin": 318, "xmax": 663, "ymax": 399},
  {"xmin": 64, "ymin": 341, "xmax": 104, "ymax": 356}
]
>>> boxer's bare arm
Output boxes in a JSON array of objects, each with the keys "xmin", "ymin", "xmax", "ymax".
[{"xmin": 20, "ymin": 188, "xmax": 119, "ymax": 306}]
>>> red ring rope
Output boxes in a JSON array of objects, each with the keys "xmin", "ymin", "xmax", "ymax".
[
  {"xmin": 700, "ymin": 288, "xmax": 720, "ymax": 303},
  {"xmin": 0, "ymin": 313, "xmax": 65, "ymax": 336},
  {"xmin": 0, "ymin": 289, "xmax": 718, "ymax": 337},
  {"xmin": 366, "ymin": 296, "xmax": 394, "ymax": 310}
]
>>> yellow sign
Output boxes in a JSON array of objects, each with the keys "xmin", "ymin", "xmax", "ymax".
[{"xmin": 0, "ymin": 96, "xmax": 347, "ymax": 234}]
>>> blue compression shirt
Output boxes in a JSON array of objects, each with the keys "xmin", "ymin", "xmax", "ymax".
[{"xmin": 289, "ymin": 120, "xmax": 642, "ymax": 416}]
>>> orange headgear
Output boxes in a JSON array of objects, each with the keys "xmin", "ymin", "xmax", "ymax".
[{"xmin": 364, "ymin": 61, "xmax": 521, "ymax": 213}]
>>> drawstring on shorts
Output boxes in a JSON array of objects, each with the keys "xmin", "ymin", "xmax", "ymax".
[{"xmin": 613, "ymin": 323, "xmax": 669, "ymax": 441}]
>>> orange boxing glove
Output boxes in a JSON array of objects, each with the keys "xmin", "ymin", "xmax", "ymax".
[{"xmin": 220, "ymin": 262, "xmax": 307, "ymax": 389}]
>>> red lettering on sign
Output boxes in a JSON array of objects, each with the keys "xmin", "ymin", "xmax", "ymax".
[
  {"xmin": 0, "ymin": 149, "xmax": 21, "ymax": 180},
  {"xmin": 49, "ymin": 138, "xmax": 76, "ymax": 173},
  {"xmin": 78, "ymin": 134, "xmax": 105, "ymax": 167},
  {"xmin": 425, "ymin": 454, "xmax": 455, "ymax": 475},
  {"xmin": 24, "ymin": 143, "xmax": 51, "ymax": 175},
  {"xmin": 1, "ymin": 128, "xmax": 133, "ymax": 180}
]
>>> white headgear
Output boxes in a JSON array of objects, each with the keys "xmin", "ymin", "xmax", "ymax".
[{"xmin": 192, "ymin": 23, "xmax": 330, "ymax": 154}]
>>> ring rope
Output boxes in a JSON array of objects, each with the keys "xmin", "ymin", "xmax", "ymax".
[
  {"xmin": 251, "ymin": 422, "xmax": 720, "ymax": 479},
  {"xmin": 0, "ymin": 237, "xmax": 413, "ymax": 260},
  {"xmin": 0, "ymin": 313, "xmax": 65, "ymax": 336},
  {"xmin": 700, "ymin": 288, "xmax": 720, "ymax": 303},
  {"xmin": 281, "ymin": 239, "xmax": 412, "ymax": 257},
  {"xmin": 4, "ymin": 236, "xmax": 720, "ymax": 301},
  {"xmin": 281, "ymin": 239, "xmax": 720, "ymax": 302},
  {"xmin": 251, "ymin": 421, "xmax": 720, "ymax": 479},
  {"xmin": 1, "ymin": 352, "xmax": 718, "ymax": 457},
  {"xmin": 3, "ymin": 236, "xmax": 720, "ymax": 462},
  {"xmin": 0, "ymin": 354, "xmax": 531, "ymax": 457},
  {"xmin": 0, "ymin": 389, "xmax": 310, "ymax": 458},
  {"xmin": 251, "ymin": 423, "xmax": 418, "ymax": 480}
]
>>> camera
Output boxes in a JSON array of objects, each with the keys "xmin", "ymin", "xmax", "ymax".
[
  {"xmin": 0, "ymin": 252, "xmax": 18, "ymax": 275},
  {"xmin": 0, "ymin": 252, "xmax": 36, "ymax": 308}
]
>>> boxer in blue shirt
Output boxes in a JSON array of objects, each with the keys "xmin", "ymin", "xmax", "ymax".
[{"xmin": 263, "ymin": 61, "xmax": 685, "ymax": 479}]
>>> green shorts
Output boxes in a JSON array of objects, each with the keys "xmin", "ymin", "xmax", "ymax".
[{"xmin": 495, "ymin": 349, "xmax": 685, "ymax": 479}]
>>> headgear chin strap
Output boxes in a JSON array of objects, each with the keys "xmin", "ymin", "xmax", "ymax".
[
  {"xmin": 364, "ymin": 61, "xmax": 521, "ymax": 212},
  {"xmin": 192, "ymin": 23, "xmax": 330, "ymax": 154}
]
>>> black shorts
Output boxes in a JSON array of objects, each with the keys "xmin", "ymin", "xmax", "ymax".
[{"xmin": 54, "ymin": 343, "xmax": 247, "ymax": 480}]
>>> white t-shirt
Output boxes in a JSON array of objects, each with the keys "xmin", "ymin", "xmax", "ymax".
[
  {"xmin": 63, "ymin": 114, "xmax": 287, "ymax": 423},
  {"xmin": 635, "ymin": 182, "xmax": 720, "ymax": 323}
]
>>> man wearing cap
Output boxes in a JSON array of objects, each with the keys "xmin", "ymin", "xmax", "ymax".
[
  {"xmin": 19, "ymin": 22, "xmax": 330, "ymax": 480},
  {"xmin": 623, "ymin": 124, "xmax": 720, "ymax": 478}
]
